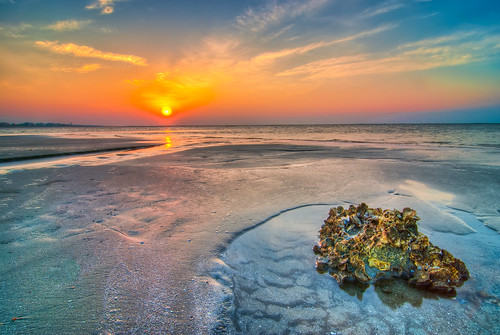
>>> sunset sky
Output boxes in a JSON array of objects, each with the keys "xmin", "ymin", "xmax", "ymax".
[{"xmin": 1, "ymin": 0, "xmax": 499, "ymax": 125}]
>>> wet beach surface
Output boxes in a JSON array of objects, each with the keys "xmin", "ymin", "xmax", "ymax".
[
  {"xmin": 1, "ymin": 126, "xmax": 499, "ymax": 333},
  {"xmin": 215, "ymin": 205, "xmax": 499, "ymax": 334},
  {"xmin": 0, "ymin": 134, "xmax": 163, "ymax": 162}
]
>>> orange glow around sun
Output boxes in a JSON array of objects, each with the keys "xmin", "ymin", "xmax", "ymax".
[{"xmin": 129, "ymin": 71, "xmax": 214, "ymax": 119}]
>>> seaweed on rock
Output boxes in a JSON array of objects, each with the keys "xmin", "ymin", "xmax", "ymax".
[{"xmin": 313, "ymin": 203, "xmax": 470, "ymax": 293}]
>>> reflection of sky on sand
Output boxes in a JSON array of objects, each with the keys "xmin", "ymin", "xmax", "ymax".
[
  {"xmin": 216, "ymin": 201, "xmax": 500, "ymax": 334},
  {"xmin": 399, "ymin": 180, "xmax": 454, "ymax": 204}
]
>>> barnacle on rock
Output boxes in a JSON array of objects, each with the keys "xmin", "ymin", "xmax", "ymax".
[{"xmin": 314, "ymin": 203, "xmax": 469, "ymax": 293}]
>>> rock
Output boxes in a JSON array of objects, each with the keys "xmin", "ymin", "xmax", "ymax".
[{"xmin": 313, "ymin": 203, "xmax": 469, "ymax": 293}]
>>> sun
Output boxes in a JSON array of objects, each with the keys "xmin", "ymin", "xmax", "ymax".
[{"xmin": 162, "ymin": 106, "xmax": 172, "ymax": 116}]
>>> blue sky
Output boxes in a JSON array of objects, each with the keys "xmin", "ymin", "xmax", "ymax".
[{"xmin": 1, "ymin": 0, "xmax": 499, "ymax": 124}]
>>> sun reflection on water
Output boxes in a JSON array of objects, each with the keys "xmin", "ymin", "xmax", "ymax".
[{"xmin": 165, "ymin": 136, "xmax": 172, "ymax": 148}]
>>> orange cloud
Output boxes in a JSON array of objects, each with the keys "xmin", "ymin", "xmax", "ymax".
[
  {"xmin": 35, "ymin": 41, "xmax": 147, "ymax": 66},
  {"xmin": 50, "ymin": 63, "xmax": 103, "ymax": 73},
  {"xmin": 85, "ymin": 0, "xmax": 120, "ymax": 15}
]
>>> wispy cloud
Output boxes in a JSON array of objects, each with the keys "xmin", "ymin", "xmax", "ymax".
[
  {"xmin": 136, "ymin": 3, "xmax": 400, "ymax": 105},
  {"xmin": 44, "ymin": 19, "xmax": 93, "ymax": 31},
  {"xmin": 252, "ymin": 24, "xmax": 397, "ymax": 64},
  {"xmin": 1, "ymin": 20, "xmax": 104, "ymax": 38},
  {"xmin": 361, "ymin": 1, "xmax": 404, "ymax": 18},
  {"xmin": 261, "ymin": 24, "xmax": 294, "ymax": 42},
  {"xmin": 399, "ymin": 31, "xmax": 476, "ymax": 49},
  {"xmin": 0, "ymin": 23, "xmax": 32, "ymax": 38},
  {"xmin": 35, "ymin": 41, "xmax": 147, "ymax": 66},
  {"xmin": 122, "ymin": 0, "xmax": 500, "ymax": 118},
  {"xmin": 277, "ymin": 32, "xmax": 500, "ymax": 79},
  {"xmin": 51, "ymin": 63, "xmax": 103, "ymax": 73},
  {"xmin": 236, "ymin": 0, "xmax": 328, "ymax": 32},
  {"xmin": 85, "ymin": 0, "xmax": 124, "ymax": 15}
]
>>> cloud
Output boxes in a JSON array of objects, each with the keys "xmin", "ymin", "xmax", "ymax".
[
  {"xmin": 51, "ymin": 63, "xmax": 103, "ymax": 73},
  {"xmin": 399, "ymin": 31, "xmax": 476, "ymax": 49},
  {"xmin": 35, "ymin": 41, "xmax": 148, "ymax": 66},
  {"xmin": 85, "ymin": 0, "xmax": 123, "ymax": 15},
  {"xmin": 45, "ymin": 19, "xmax": 93, "ymax": 31},
  {"xmin": 276, "ymin": 32, "xmax": 500, "ymax": 79},
  {"xmin": 361, "ymin": 2, "xmax": 405, "ymax": 18},
  {"xmin": 236, "ymin": 0, "xmax": 328, "ymax": 32},
  {"xmin": 0, "ymin": 23, "xmax": 32, "ymax": 38},
  {"xmin": 252, "ymin": 24, "xmax": 397, "ymax": 64},
  {"xmin": 131, "ymin": 4, "xmax": 399, "ymax": 108},
  {"xmin": 261, "ymin": 24, "xmax": 294, "ymax": 42}
]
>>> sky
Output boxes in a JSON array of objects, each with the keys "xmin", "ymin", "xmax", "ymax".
[{"xmin": 1, "ymin": 0, "xmax": 499, "ymax": 125}]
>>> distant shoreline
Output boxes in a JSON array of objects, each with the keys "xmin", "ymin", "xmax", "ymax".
[
  {"xmin": 1, "ymin": 122, "xmax": 499, "ymax": 128},
  {"xmin": 0, "ymin": 122, "xmax": 98, "ymax": 127}
]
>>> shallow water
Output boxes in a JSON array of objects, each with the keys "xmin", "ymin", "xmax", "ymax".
[
  {"xmin": 215, "ymin": 204, "xmax": 500, "ymax": 334},
  {"xmin": 2, "ymin": 124, "xmax": 500, "ymax": 170}
]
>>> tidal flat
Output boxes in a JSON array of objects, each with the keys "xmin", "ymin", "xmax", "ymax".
[{"xmin": 0, "ymin": 125, "xmax": 499, "ymax": 334}]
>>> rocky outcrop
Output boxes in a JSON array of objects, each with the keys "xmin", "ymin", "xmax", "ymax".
[{"xmin": 313, "ymin": 203, "xmax": 469, "ymax": 293}]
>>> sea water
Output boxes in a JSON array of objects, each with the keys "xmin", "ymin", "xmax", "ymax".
[
  {"xmin": 1, "ymin": 124, "xmax": 499, "ymax": 170},
  {"xmin": 1, "ymin": 124, "xmax": 499, "ymax": 334}
]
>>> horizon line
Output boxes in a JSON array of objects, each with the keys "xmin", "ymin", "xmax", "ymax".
[{"xmin": 2, "ymin": 121, "xmax": 500, "ymax": 127}]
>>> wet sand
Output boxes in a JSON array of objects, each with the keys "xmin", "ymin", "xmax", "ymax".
[
  {"xmin": 217, "ymin": 204, "xmax": 499, "ymax": 334},
  {"xmin": 1, "ymin": 141, "xmax": 499, "ymax": 333}
]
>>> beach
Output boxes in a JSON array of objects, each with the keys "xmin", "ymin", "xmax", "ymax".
[{"xmin": 1, "ymin": 125, "xmax": 499, "ymax": 334}]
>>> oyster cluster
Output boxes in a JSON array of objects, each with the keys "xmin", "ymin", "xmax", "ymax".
[{"xmin": 313, "ymin": 203, "xmax": 469, "ymax": 293}]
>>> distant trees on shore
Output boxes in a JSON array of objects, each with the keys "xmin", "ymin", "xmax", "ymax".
[{"xmin": 0, "ymin": 122, "xmax": 78, "ymax": 127}]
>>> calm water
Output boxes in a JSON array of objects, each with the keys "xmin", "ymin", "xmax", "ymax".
[
  {"xmin": 1, "ymin": 124, "xmax": 499, "ymax": 167},
  {"xmin": 2, "ymin": 124, "xmax": 500, "ymax": 145}
]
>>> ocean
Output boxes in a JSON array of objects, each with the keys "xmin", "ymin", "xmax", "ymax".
[
  {"xmin": 0, "ymin": 124, "xmax": 499, "ymax": 334},
  {"xmin": 1, "ymin": 124, "xmax": 499, "ymax": 171}
]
